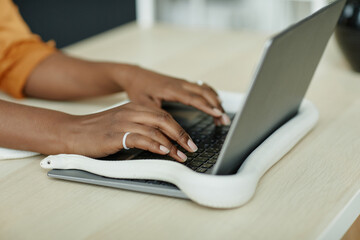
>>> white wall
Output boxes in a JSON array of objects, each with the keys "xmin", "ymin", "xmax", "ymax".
[{"xmin": 137, "ymin": 0, "xmax": 328, "ymax": 33}]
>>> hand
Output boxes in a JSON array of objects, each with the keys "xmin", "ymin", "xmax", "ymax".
[
  {"xmin": 119, "ymin": 66, "xmax": 231, "ymax": 126},
  {"xmin": 64, "ymin": 102, "xmax": 198, "ymax": 162},
  {"xmin": 24, "ymin": 54, "xmax": 230, "ymax": 125}
]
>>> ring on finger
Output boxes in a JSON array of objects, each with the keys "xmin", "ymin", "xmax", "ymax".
[
  {"xmin": 122, "ymin": 132, "xmax": 131, "ymax": 150},
  {"xmin": 197, "ymin": 80, "xmax": 204, "ymax": 86}
]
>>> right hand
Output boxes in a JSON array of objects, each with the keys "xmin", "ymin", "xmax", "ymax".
[{"xmin": 63, "ymin": 102, "xmax": 197, "ymax": 162}]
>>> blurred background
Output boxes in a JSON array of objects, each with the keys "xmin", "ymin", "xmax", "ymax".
[
  {"xmin": 146, "ymin": 0, "xmax": 328, "ymax": 32},
  {"xmin": 13, "ymin": 0, "xmax": 328, "ymax": 48}
]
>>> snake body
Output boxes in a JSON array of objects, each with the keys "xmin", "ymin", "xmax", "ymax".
[{"xmin": 41, "ymin": 99, "xmax": 318, "ymax": 208}]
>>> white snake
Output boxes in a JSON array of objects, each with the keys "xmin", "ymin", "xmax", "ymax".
[{"xmin": 40, "ymin": 99, "xmax": 319, "ymax": 209}]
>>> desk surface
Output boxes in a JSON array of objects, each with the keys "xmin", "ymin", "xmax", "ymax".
[{"xmin": 1, "ymin": 23, "xmax": 360, "ymax": 240}]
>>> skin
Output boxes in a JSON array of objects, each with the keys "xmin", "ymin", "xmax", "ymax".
[{"xmin": 0, "ymin": 52, "xmax": 230, "ymax": 162}]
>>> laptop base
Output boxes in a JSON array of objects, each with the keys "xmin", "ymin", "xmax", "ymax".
[{"xmin": 48, "ymin": 169, "xmax": 188, "ymax": 199}]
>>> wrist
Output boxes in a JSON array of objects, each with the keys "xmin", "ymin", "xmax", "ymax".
[
  {"xmin": 56, "ymin": 114, "xmax": 79, "ymax": 154},
  {"xmin": 34, "ymin": 111, "xmax": 77, "ymax": 155},
  {"xmin": 108, "ymin": 63, "xmax": 141, "ymax": 91}
]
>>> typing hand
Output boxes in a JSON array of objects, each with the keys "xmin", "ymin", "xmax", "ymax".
[
  {"xmin": 118, "ymin": 66, "xmax": 231, "ymax": 126},
  {"xmin": 64, "ymin": 102, "xmax": 198, "ymax": 162}
]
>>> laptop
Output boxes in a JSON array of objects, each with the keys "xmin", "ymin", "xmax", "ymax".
[{"xmin": 48, "ymin": 0, "xmax": 345, "ymax": 199}]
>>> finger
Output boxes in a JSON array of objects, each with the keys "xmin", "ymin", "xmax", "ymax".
[
  {"xmin": 169, "ymin": 89, "xmax": 223, "ymax": 118},
  {"xmin": 183, "ymin": 82, "xmax": 224, "ymax": 112},
  {"xmin": 203, "ymin": 83, "xmax": 222, "ymax": 102},
  {"xmin": 220, "ymin": 114, "xmax": 231, "ymax": 126},
  {"xmin": 214, "ymin": 118, "xmax": 222, "ymax": 127},
  {"xmin": 128, "ymin": 111, "xmax": 198, "ymax": 153},
  {"xmin": 124, "ymin": 132, "xmax": 187, "ymax": 162},
  {"xmin": 190, "ymin": 83, "xmax": 231, "ymax": 126},
  {"xmin": 183, "ymin": 82, "xmax": 231, "ymax": 125},
  {"xmin": 130, "ymin": 124, "xmax": 191, "ymax": 162},
  {"xmin": 124, "ymin": 123, "xmax": 175, "ymax": 152},
  {"xmin": 203, "ymin": 84, "xmax": 226, "ymax": 113},
  {"xmin": 201, "ymin": 84, "xmax": 232, "ymax": 125},
  {"xmin": 179, "ymin": 91, "xmax": 228, "ymax": 126}
]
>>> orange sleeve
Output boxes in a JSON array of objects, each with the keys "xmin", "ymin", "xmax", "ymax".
[{"xmin": 0, "ymin": 0, "xmax": 57, "ymax": 98}]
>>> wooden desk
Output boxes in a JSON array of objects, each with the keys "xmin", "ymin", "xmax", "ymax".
[{"xmin": 1, "ymin": 23, "xmax": 359, "ymax": 240}]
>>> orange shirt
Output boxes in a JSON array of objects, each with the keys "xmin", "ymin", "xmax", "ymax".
[{"xmin": 0, "ymin": 0, "xmax": 56, "ymax": 98}]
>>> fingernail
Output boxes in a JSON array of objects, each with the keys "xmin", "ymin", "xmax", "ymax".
[
  {"xmin": 177, "ymin": 150, "xmax": 187, "ymax": 162},
  {"xmin": 221, "ymin": 114, "xmax": 231, "ymax": 126},
  {"xmin": 215, "ymin": 119, "xmax": 221, "ymax": 126},
  {"xmin": 187, "ymin": 139, "xmax": 198, "ymax": 152},
  {"xmin": 159, "ymin": 145, "xmax": 170, "ymax": 154},
  {"xmin": 213, "ymin": 108, "xmax": 223, "ymax": 117}
]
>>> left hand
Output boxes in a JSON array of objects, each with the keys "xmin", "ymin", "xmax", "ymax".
[{"xmin": 119, "ymin": 66, "xmax": 231, "ymax": 126}]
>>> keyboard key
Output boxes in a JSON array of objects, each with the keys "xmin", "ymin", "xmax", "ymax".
[
  {"xmin": 194, "ymin": 156, "xmax": 208, "ymax": 162},
  {"xmin": 207, "ymin": 159, "xmax": 217, "ymax": 164},
  {"xmin": 206, "ymin": 148, "xmax": 218, "ymax": 153},
  {"xmin": 200, "ymin": 152, "xmax": 214, "ymax": 158},
  {"xmin": 186, "ymin": 152, "xmax": 198, "ymax": 157},
  {"xmin": 189, "ymin": 161, "xmax": 203, "ymax": 167},
  {"xmin": 189, "ymin": 166, "xmax": 198, "ymax": 171},
  {"xmin": 202, "ymin": 163, "xmax": 214, "ymax": 168},
  {"xmin": 196, "ymin": 148, "xmax": 206, "ymax": 153},
  {"xmin": 197, "ymin": 167, "xmax": 208, "ymax": 173}
]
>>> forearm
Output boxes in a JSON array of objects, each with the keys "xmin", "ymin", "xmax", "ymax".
[
  {"xmin": 24, "ymin": 52, "xmax": 137, "ymax": 100},
  {"xmin": 0, "ymin": 99, "xmax": 70, "ymax": 154},
  {"xmin": 0, "ymin": 99, "xmax": 198, "ymax": 161}
]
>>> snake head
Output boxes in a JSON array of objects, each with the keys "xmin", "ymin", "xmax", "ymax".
[{"xmin": 40, "ymin": 157, "xmax": 54, "ymax": 169}]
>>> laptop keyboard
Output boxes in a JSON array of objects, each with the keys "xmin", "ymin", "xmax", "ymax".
[
  {"xmin": 134, "ymin": 113, "xmax": 234, "ymax": 173},
  {"xmin": 117, "ymin": 112, "xmax": 235, "ymax": 188}
]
